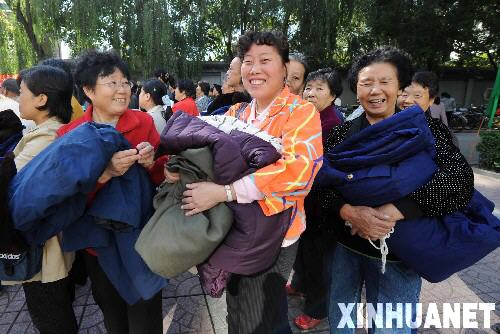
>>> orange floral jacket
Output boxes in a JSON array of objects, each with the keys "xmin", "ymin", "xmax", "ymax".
[{"xmin": 226, "ymin": 86, "xmax": 323, "ymax": 244}]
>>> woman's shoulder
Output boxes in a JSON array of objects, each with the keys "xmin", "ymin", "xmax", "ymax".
[
  {"xmin": 15, "ymin": 119, "xmax": 61, "ymax": 153},
  {"xmin": 425, "ymin": 112, "xmax": 452, "ymax": 139},
  {"xmin": 26, "ymin": 118, "xmax": 62, "ymax": 138}
]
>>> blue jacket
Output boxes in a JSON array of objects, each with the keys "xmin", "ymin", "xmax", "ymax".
[
  {"xmin": 9, "ymin": 122, "xmax": 167, "ymax": 304},
  {"xmin": 316, "ymin": 106, "xmax": 500, "ymax": 282}
]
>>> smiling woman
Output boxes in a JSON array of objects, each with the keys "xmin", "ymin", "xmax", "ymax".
[
  {"xmin": 56, "ymin": 50, "xmax": 166, "ymax": 334},
  {"xmin": 225, "ymin": 31, "xmax": 323, "ymax": 334},
  {"xmin": 315, "ymin": 46, "xmax": 474, "ymax": 333}
]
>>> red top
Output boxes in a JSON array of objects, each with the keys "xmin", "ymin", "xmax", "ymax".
[
  {"xmin": 57, "ymin": 106, "xmax": 167, "ymax": 190},
  {"xmin": 57, "ymin": 106, "xmax": 167, "ymax": 256},
  {"xmin": 172, "ymin": 97, "xmax": 199, "ymax": 117}
]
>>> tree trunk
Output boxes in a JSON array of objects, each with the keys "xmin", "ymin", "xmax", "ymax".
[{"xmin": 10, "ymin": 0, "xmax": 46, "ymax": 60}]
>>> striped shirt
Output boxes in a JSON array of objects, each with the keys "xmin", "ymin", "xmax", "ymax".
[{"xmin": 226, "ymin": 86, "xmax": 323, "ymax": 245}]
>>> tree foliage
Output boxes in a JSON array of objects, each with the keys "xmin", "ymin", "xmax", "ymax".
[{"xmin": 0, "ymin": 0, "xmax": 498, "ymax": 77}]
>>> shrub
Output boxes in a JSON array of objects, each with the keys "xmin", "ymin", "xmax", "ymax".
[{"xmin": 477, "ymin": 130, "xmax": 500, "ymax": 171}]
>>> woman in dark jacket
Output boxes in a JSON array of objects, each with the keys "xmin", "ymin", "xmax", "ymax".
[
  {"xmin": 289, "ymin": 68, "xmax": 343, "ymax": 330},
  {"xmin": 316, "ymin": 47, "xmax": 473, "ymax": 333}
]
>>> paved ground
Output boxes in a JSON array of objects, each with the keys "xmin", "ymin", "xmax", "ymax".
[{"xmin": 1, "ymin": 163, "xmax": 499, "ymax": 333}]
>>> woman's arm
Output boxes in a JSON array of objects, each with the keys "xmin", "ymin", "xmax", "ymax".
[
  {"xmin": 241, "ymin": 102, "xmax": 323, "ymax": 216},
  {"xmin": 317, "ymin": 121, "xmax": 396, "ymax": 239},
  {"xmin": 408, "ymin": 115, "xmax": 474, "ymax": 216}
]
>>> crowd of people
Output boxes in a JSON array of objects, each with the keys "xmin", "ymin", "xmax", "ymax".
[{"xmin": 0, "ymin": 30, "xmax": 498, "ymax": 334}]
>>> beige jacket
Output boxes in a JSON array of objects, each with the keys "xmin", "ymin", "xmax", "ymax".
[{"xmin": 3, "ymin": 117, "xmax": 74, "ymax": 284}]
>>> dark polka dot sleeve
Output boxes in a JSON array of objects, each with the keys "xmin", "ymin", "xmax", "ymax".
[
  {"xmin": 408, "ymin": 115, "xmax": 474, "ymax": 216},
  {"xmin": 314, "ymin": 122, "xmax": 352, "ymax": 214}
]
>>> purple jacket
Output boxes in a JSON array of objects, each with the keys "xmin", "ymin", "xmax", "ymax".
[{"xmin": 161, "ymin": 112, "xmax": 290, "ymax": 296}]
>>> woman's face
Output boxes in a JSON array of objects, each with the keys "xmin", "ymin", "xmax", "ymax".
[
  {"xmin": 396, "ymin": 89, "xmax": 406, "ymax": 110},
  {"xmin": 401, "ymin": 82, "xmax": 434, "ymax": 111},
  {"xmin": 18, "ymin": 81, "xmax": 47, "ymax": 123},
  {"xmin": 356, "ymin": 62, "xmax": 399, "ymax": 122},
  {"xmin": 304, "ymin": 79, "xmax": 335, "ymax": 112},
  {"xmin": 196, "ymin": 85, "xmax": 203, "ymax": 98},
  {"xmin": 286, "ymin": 60, "xmax": 306, "ymax": 96},
  {"xmin": 174, "ymin": 87, "xmax": 186, "ymax": 101},
  {"xmin": 138, "ymin": 88, "xmax": 150, "ymax": 109},
  {"xmin": 241, "ymin": 44, "xmax": 286, "ymax": 106},
  {"xmin": 226, "ymin": 57, "xmax": 242, "ymax": 87},
  {"xmin": 84, "ymin": 68, "xmax": 131, "ymax": 117}
]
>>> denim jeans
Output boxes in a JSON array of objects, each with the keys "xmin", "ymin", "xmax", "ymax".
[{"xmin": 328, "ymin": 244, "xmax": 422, "ymax": 334}]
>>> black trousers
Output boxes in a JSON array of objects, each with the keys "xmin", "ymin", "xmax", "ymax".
[
  {"xmin": 23, "ymin": 276, "xmax": 78, "ymax": 334},
  {"xmin": 226, "ymin": 242, "xmax": 298, "ymax": 334},
  {"xmin": 82, "ymin": 251, "xmax": 163, "ymax": 334},
  {"xmin": 290, "ymin": 230, "xmax": 335, "ymax": 319}
]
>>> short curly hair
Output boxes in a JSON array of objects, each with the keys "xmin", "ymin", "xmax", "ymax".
[
  {"xmin": 347, "ymin": 46, "xmax": 412, "ymax": 93},
  {"xmin": 412, "ymin": 71, "xmax": 439, "ymax": 99},
  {"xmin": 74, "ymin": 50, "xmax": 130, "ymax": 102},
  {"xmin": 237, "ymin": 31, "xmax": 289, "ymax": 64},
  {"xmin": 306, "ymin": 68, "xmax": 343, "ymax": 98}
]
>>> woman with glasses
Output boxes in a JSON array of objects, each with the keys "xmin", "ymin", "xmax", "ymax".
[{"xmin": 57, "ymin": 50, "xmax": 165, "ymax": 334}]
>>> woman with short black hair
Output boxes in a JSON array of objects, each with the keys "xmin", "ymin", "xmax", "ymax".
[
  {"xmin": 165, "ymin": 30, "xmax": 323, "ymax": 334},
  {"xmin": 5, "ymin": 64, "xmax": 76, "ymax": 334},
  {"xmin": 57, "ymin": 50, "xmax": 166, "ymax": 334},
  {"xmin": 172, "ymin": 79, "xmax": 199, "ymax": 116},
  {"xmin": 139, "ymin": 78, "xmax": 169, "ymax": 134}
]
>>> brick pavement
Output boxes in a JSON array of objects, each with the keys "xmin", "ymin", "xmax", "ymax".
[{"xmin": 1, "ymin": 170, "xmax": 499, "ymax": 334}]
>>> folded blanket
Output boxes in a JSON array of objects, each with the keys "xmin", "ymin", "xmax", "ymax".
[{"xmin": 317, "ymin": 106, "xmax": 500, "ymax": 282}]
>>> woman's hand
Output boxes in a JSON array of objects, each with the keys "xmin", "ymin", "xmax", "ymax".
[
  {"xmin": 136, "ymin": 142, "xmax": 154, "ymax": 169},
  {"xmin": 181, "ymin": 182, "xmax": 227, "ymax": 216},
  {"xmin": 164, "ymin": 168, "xmax": 181, "ymax": 183},
  {"xmin": 340, "ymin": 204, "xmax": 396, "ymax": 240},
  {"xmin": 376, "ymin": 203, "xmax": 404, "ymax": 221},
  {"xmin": 98, "ymin": 149, "xmax": 141, "ymax": 183}
]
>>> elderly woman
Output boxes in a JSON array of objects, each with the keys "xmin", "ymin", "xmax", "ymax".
[
  {"xmin": 286, "ymin": 52, "xmax": 309, "ymax": 96},
  {"xmin": 4, "ymin": 65, "xmax": 75, "ymax": 333},
  {"xmin": 289, "ymin": 68, "xmax": 343, "ymax": 330},
  {"xmin": 165, "ymin": 31, "xmax": 323, "ymax": 333},
  {"xmin": 57, "ymin": 50, "xmax": 165, "ymax": 334},
  {"xmin": 317, "ymin": 47, "xmax": 473, "ymax": 333},
  {"xmin": 401, "ymin": 71, "xmax": 459, "ymax": 147}
]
